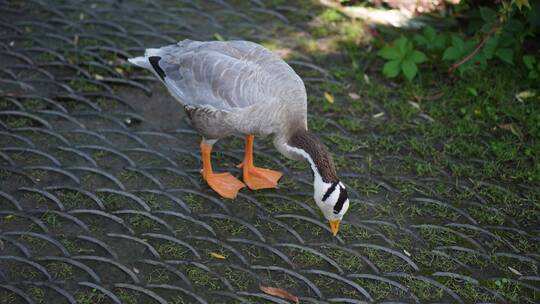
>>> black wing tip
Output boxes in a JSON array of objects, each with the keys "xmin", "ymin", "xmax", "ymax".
[{"xmin": 148, "ymin": 56, "xmax": 166, "ymax": 80}]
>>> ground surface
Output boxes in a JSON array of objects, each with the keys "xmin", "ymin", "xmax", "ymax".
[{"xmin": 0, "ymin": 0, "xmax": 539, "ymax": 303}]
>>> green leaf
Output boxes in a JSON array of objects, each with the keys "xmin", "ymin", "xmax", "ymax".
[
  {"xmin": 514, "ymin": 0, "xmax": 531, "ymax": 10},
  {"xmin": 415, "ymin": 26, "xmax": 446, "ymax": 50},
  {"xmin": 410, "ymin": 50, "xmax": 427, "ymax": 63},
  {"xmin": 496, "ymin": 48, "xmax": 514, "ymax": 64},
  {"xmin": 401, "ymin": 60, "xmax": 418, "ymax": 81},
  {"xmin": 382, "ymin": 60, "xmax": 401, "ymax": 78},
  {"xmin": 483, "ymin": 36, "xmax": 499, "ymax": 59},
  {"xmin": 473, "ymin": 51, "xmax": 488, "ymax": 67},
  {"xmin": 414, "ymin": 35, "xmax": 428, "ymax": 47},
  {"xmin": 464, "ymin": 40, "xmax": 477, "ymax": 54},
  {"xmin": 378, "ymin": 47, "xmax": 401, "ymax": 60},
  {"xmin": 450, "ymin": 36, "xmax": 465, "ymax": 51},
  {"xmin": 395, "ymin": 36, "xmax": 409, "ymax": 55},
  {"xmin": 433, "ymin": 35, "xmax": 447, "ymax": 50},
  {"xmin": 480, "ymin": 7, "xmax": 497, "ymax": 22},
  {"xmin": 480, "ymin": 21, "xmax": 495, "ymax": 33},
  {"xmin": 457, "ymin": 61, "xmax": 474, "ymax": 75},
  {"xmin": 505, "ymin": 19, "xmax": 524, "ymax": 33},
  {"xmin": 443, "ymin": 46, "xmax": 461, "ymax": 61},
  {"xmin": 423, "ymin": 26, "xmax": 436, "ymax": 41},
  {"xmin": 522, "ymin": 55, "xmax": 536, "ymax": 69},
  {"xmin": 467, "ymin": 87, "xmax": 478, "ymax": 96},
  {"xmin": 498, "ymin": 31, "xmax": 516, "ymax": 47}
]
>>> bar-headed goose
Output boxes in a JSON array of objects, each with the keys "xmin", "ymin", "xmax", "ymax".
[{"xmin": 129, "ymin": 40, "xmax": 349, "ymax": 236}]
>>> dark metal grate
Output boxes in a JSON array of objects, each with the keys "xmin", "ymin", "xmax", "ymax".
[{"xmin": 1, "ymin": 0, "xmax": 538, "ymax": 303}]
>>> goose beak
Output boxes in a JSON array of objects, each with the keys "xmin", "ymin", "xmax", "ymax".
[{"xmin": 328, "ymin": 220, "xmax": 341, "ymax": 237}]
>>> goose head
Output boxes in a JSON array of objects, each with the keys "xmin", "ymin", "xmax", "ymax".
[
  {"xmin": 283, "ymin": 128, "xmax": 350, "ymax": 236},
  {"xmin": 314, "ymin": 180, "xmax": 349, "ymax": 236}
]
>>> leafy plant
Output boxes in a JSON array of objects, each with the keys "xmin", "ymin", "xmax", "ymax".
[
  {"xmin": 414, "ymin": 26, "xmax": 446, "ymax": 51},
  {"xmin": 377, "ymin": 36, "xmax": 427, "ymax": 81},
  {"xmin": 523, "ymin": 55, "xmax": 540, "ymax": 79},
  {"xmin": 377, "ymin": 0, "xmax": 538, "ymax": 80},
  {"xmin": 442, "ymin": 36, "xmax": 476, "ymax": 63}
]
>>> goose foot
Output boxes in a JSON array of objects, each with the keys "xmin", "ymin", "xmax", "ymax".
[
  {"xmin": 240, "ymin": 135, "xmax": 282, "ymax": 190},
  {"xmin": 203, "ymin": 171, "xmax": 245, "ymax": 199},
  {"xmin": 200, "ymin": 141, "xmax": 245, "ymax": 199},
  {"xmin": 242, "ymin": 165, "xmax": 282, "ymax": 190}
]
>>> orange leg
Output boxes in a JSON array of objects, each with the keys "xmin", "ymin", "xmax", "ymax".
[
  {"xmin": 200, "ymin": 142, "xmax": 245, "ymax": 199},
  {"xmin": 240, "ymin": 135, "xmax": 282, "ymax": 190}
]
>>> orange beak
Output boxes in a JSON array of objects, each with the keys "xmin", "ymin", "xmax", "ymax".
[{"xmin": 328, "ymin": 220, "xmax": 341, "ymax": 237}]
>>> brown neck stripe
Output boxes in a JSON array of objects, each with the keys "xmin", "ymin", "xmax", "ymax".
[{"xmin": 288, "ymin": 128, "xmax": 338, "ymax": 183}]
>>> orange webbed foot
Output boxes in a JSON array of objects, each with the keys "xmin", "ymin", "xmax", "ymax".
[
  {"xmin": 241, "ymin": 163, "xmax": 283, "ymax": 190},
  {"xmin": 203, "ymin": 171, "xmax": 245, "ymax": 199},
  {"xmin": 240, "ymin": 135, "xmax": 283, "ymax": 190}
]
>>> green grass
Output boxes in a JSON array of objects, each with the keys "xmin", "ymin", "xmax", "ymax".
[
  {"xmin": 60, "ymin": 237, "xmax": 86, "ymax": 255},
  {"xmin": 115, "ymin": 288, "xmax": 138, "ymax": 304},
  {"xmin": 257, "ymin": 196, "xmax": 305, "ymax": 214},
  {"xmin": 404, "ymin": 277, "xmax": 444, "ymax": 301},
  {"xmin": 360, "ymin": 247, "xmax": 410, "ymax": 273},
  {"xmin": 119, "ymin": 170, "xmax": 137, "ymax": 182},
  {"xmin": 10, "ymin": 265, "xmax": 39, "ymax": 280},
  {"xmin": 210, "ymin": 219, "xmax": 246, "ymax": 236},
  {"xmin": 338, "ymin": 224, "xmax": 371, "ymax": 242},
  {"xmin": 74, "ymin": 289, "xmax": 107, "ymax": 304},
  {"xmin": 155, "ymin": 240, "xmax": 189, "ymax": 259},
  {"xmin": 0, "ymin": 291, "xmax": 18, "ymax": 304},
  {"xmin": 327, "ymin": 133, "xmax": 364, "ymax": 152},
  {"xmin": 19, "ymin": 234, "xmax": 47, "ymax": 251},
  {"xmin": 128, "ymin": 214, "xmax": 159, "ymax": 231},
  {"xmin": 417, "ymin": 227, "xmax": 459, "ymax": 247},
  {"xmin": 47, "ymin": 262, "xmax": 73, "ymax": 279},
  {"xmin": 353, "ymin": 278, "xmax": 401, "ymax": 301},
  {"xmin": 68, "ymin": 79, "xmax": 100, "ymax": 92},
  {"xmin": 186, "ymin": 266, "xmax": 221, "ymax": 290},
  {"xmin": 176, "ymin": 154, "xmax": 196, "ymax": 166},
  {"xmin": 487, "ymin": 278, "xmax": 530, "ymax": 303},
  {"xmin": 141, "ymin": 193, "xmax": 173, "ymax": 210},
  {"xmin": 27, "ymin": 287, "xmax": 45, "ymax": 304},
  {"xmin": 182, "ymin": 193, "xmax": 205, "ymax": 213},
  {"xmin": 147, "ymin": 268, "xmax": 171, "ymax": 283},
  {"xmin": 323, "ymin": 247, "xmax": 364, "ymax": 272},
  {"xmin": 57, "ymin": 190, "xmax": 93, "ymax": 209},
  {"xmin": 349, "ymin": 179, "xmax": 381, "ymax": 196},
  {"xmin": 413, "ymin": 249, "xmax": 458, "ymax": 272},
  {"xmin": 97, "ymin": 193, "xmax": 121, "ymax": 210},
  {"xmin": 223, "ymin": 268, "xmax": 251, "ymax": 291},
  {"xmin": 41, "ymin": 211, "xmax": 61, "ymax": 229},
  {"xmin": 5, "ymin": 117, "xmax": 34, "ymax": 128},
  {"xmin": 288, "ymin": 248, "xmax": 323, "ymax": 267},
  {"xmin": 23, "ymin": 192, "xmax": 48, "ymax": 204},
  {"xmin": 170, "ymin": 296, "xmax": 190, "ymax": 304}
]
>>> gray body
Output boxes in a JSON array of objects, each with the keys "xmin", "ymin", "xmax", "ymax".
[
  {"xmin": 129, "ymin": 40, "xmax": 350, "ymax": 223},
  {"xmin": 129, "ymin": 40, "xmax": 308, "ymax": 160}
]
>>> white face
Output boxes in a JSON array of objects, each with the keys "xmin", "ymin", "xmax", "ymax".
[
  {"xmin": 314, "ymin": 180, "xmax": 350, "ymax": 221},
  {"xmin": 283, "ymin": 144, "xmax": 350, "ymax": 222}
]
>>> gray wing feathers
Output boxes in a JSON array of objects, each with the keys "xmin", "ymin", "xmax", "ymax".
[{"xmin": 131, "ymin": 40, "xmax": 304, "ymax": 111}]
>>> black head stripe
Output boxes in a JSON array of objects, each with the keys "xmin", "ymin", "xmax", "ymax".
[
  {"xmin": 322, "ymin": 181, "xmax": 339, "ymax": 202},
  {"xmin": 333, "ymin": 185, "xmax": 348, "ymax": 214},
  {"xmin": 148, "ymin": 56, "xmax": 166, "ymax": 80}
]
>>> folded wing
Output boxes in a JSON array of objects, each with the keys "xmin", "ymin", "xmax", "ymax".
[{"xmin": 129, "ymin": 40, "xmax": 301, "ymax": 111}]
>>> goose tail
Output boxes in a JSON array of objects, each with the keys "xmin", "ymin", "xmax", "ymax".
[{"xmin": 127, "ymin": 56, "xmax": 151, "ymax": 69}]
